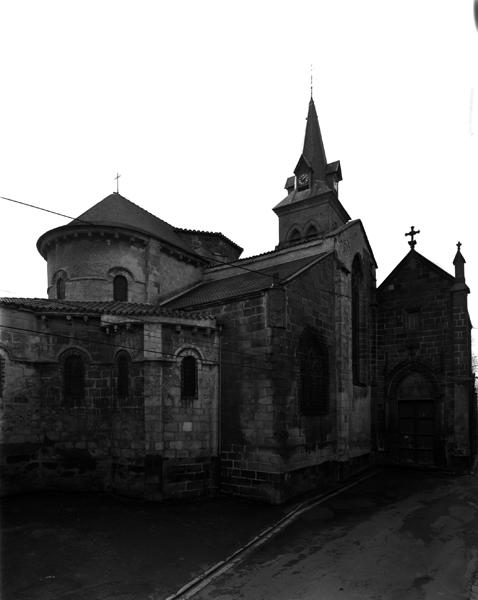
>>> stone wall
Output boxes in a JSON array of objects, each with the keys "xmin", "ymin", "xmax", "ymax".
[
  {"xmin": 0, "ymin": 306, "xmax": 146, "ymax": 495},
  {"xmin": 375, "ymin": 251, "xmax": 474, "ymax": 467},
  {"xmin": 276, "ymin": 192, "xmax": 347, "ymax": 244},
  {"xmin": 45, "ymin": 234, "xmax": 203, "ymax": 303},
  {"xmin": 144, "ymin": 321, "xmax": 220, "ymax": 500},
  {"xmin": 0, "ymin": 306, "xmax": 220, "ymax": 499}
]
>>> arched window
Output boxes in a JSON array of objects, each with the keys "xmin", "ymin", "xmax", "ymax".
[
  {"xmin": 352, "ymin": 255, "xmax": 363, "ymax": 384},
  {"xmin": 181, "ymin": 356, "xmax": 197, "ymax": 400},
  {"xmin": 305, "ymin": 224, "xmax": 318, "ymax": 240},
  {"xmin": 289, "ymin": 229, "xmax": 301, "ymax": 244},
  {"xmin": 113, "ymin": 275, "xmax": 128, "ymax": 301},
  {"xmin": 56, "ymin": 277, "xmax": 65, "ymax": 300},
  {"xmin": 63, "ymin": 353, "xmax": 85, "ymax": 406},
  {"xmin": 116, "ymin": 352, "xmax": 130, "ymax": 401},
  {"xmin": 297, "ymin": 328, "xmax": 329, "ymax": 416}
]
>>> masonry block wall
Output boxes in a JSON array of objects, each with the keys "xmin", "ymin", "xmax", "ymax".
[
  {"xmin": 43, "ymin": 233, "xmax": 203, "ymax": 303},
  {"xmin": 375, "ymin": 251, "xmax": 474, "ymax": 467},
  {"xmin": 269, "ymin": 255, "xmax": 337, "ymax": 501},
  {"xmin": 0, "ymin": 307, "xmax": 146, "ymax": 495},
  {"xmin": 200, "ymin": 294, "xmax": 280, "ymax": 501},
  {"xmin": 144, "ymin": 321, "xmax": 220, "ymax": 500}
]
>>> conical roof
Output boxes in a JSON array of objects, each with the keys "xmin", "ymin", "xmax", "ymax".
[
  {"xmin": 295, "ymin": 97, "xmax": 327, "ymax": 181},
  {"xmin": 75, "ymin": 193, "xmax": 191, "ymax": 251}
]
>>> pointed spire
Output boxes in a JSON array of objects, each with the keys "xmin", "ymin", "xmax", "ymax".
[
  {"xmin": 294, "ymin": 97, "xmax": 327, "ymax": 181},
  {"xmin": 453, "ymin": 241, "xmax": 466, "ymax": 282}
]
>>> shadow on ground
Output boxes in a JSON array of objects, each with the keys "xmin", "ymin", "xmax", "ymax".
[{"xmin": 1, "ymin": 468, "xmax": 470, "ymax": 600}]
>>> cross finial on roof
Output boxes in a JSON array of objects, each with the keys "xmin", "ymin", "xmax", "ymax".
[
  {"xmin": 405, "ymin": 225, "xmax": 420, "ymax": 249},
  {"xmin": 115, "ymin": 173, "xmax": 121, "ymax": 194},
  {"xmin": 457, "ymin": 241, "xmax": 462, "ymax": 251}
]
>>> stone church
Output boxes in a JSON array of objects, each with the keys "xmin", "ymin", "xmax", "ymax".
[{"xmin": 0, "ymin": 98, "xmax": 475, "ymax": 503}]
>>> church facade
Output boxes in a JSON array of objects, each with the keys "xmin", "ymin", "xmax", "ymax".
[{"xmin": 0, "ymin": 98, "xmax": 475, "ymax": 503}]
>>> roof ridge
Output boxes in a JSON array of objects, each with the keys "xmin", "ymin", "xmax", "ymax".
[
  {"xmin": 78, "ymin": 193, "xmax": 176, "ymax": 230},
  {"xmin": 378, "ymin": 249, "xmax": 454, "ymax": 290}
]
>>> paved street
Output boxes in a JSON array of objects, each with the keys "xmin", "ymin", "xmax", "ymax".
[
  {"xmin": 197, "ymin": 468, "xmax": 478, "ymax": 600},
  {"xmin": 1, "ymin": 468, "xmax": 477, "ymax": 599},
  {"xmin": 0, "ymin": 491, "xmax": 287, "ymax": 600}
]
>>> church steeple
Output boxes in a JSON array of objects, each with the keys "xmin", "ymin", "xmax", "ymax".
[
  {"xmin": 295, "ymin": 97, "xmax": 327, "ymax": 183},
  {"xmin": 273, "ymin": 96, "xmax": 349, "ymax": 248}
]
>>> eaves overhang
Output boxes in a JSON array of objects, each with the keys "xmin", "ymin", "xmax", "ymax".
[{"xmin": 36, "ymin": 222, "xmax": 209, "ymax": 266}]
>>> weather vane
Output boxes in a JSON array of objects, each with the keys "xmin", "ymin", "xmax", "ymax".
[
  {"xmin": 115, "ymin": 173, "xmax": 121, "ymax": 194},
  {"xmin": 405, "ymin": 226, "xmax": 420, "ymax": 249}
]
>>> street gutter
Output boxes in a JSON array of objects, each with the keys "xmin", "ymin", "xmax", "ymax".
[{"xmin": 162, "ymin": 468, "xmax": 381, "ymax": 600}]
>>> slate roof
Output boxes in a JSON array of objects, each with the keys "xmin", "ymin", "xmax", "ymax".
[
  {"xmin": 74, "ymin": 193, "xmax": 192, "ymax": 252},
  {"xmin": 0, "ymin": 298, "xmax": 212, "ymax": 320},
  {"xmin": 296, "ymin": 97, "xmax": 328, "ymax": 179},
  {"xmin": 378, "ymin": 250, "xmax": 454, "ymax": 291},
  {"xmin": 174, "ymin": 228, "xmax": 243, "ymax": 252},
  {"xmin": 163, "ymin": 253, "xmax": 330, "ymax": 309}
]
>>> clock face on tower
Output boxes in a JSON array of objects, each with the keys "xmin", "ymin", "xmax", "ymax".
[{"xmin": 297, "ymin": 173, "xmax": 310, "ymax": 189}]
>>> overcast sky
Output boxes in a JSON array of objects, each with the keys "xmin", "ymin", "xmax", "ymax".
[{"xmin": 1, "ymin": 1, "xmax": 477, "ymax": 345}]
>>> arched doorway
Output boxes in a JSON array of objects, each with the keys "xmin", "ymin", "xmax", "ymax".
[{"xmin": 395, "ymin": 371, "xmax": 436, "ymax": 465}]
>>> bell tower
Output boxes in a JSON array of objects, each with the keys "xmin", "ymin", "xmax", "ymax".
[{"xmin": 273, "ymin": 96, "xmax": 349, "ymax": 247}]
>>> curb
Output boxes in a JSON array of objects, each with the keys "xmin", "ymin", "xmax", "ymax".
[{"xmin": 162, "ymin": 468, "xmax": 381, "ymax": 600}]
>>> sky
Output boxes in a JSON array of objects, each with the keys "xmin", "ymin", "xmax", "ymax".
[{"xmin": 1, "ymin": 1, "xmax": 477, "ymax": 348}]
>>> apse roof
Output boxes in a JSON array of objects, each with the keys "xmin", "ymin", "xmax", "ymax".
[{"xmin": 74, "ymin": 193, "xmax": 192, "ymax": 252}]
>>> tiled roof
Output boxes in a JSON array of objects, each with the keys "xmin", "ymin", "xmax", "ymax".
[
  {"xmin": 163, "ymin": 253, "xmax": 329, "ymax": 309},
  {"xmin": 75, "ymin": 194, "xmax": 193, "ymax": 253},
  {"xmin": 0, "ymin": 298, "xmax": 212, "ymax": 320},
  {"xmin": 174, "ymin": 228, "xmax": 243, "ymax": 251}
]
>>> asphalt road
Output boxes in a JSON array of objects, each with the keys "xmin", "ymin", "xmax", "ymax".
[
  {"xmin": 196, "ymin": 468, "xmax": 478, "ymax": 600},
  {"xmin": 2, "ymin": 468, "xmax": 477, "ymax": 600}
]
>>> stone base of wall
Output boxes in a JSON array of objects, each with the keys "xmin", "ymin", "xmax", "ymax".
[
  {"xmin": 220, "ymin": 444, "xmax": 373, "ymax": 504},
  {"xmin": 375, "ymin": 448, "xmax": 473, "ymax": 472},
  {"xmin": 1, "ymin": 442, "xmax": 109, "ymax": 496},
  {"xmin": 1, "ymin": 443, "xmax": 218, "ymax": 501},
  {"xmin": 449, "ymin": 454, "xmax": 473, "ymax": 472},
  {"xmin": 159, "ymin": 456, "xmax": 219, "ymax": 501}
]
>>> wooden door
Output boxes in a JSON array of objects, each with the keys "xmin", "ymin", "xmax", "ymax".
[{"xmin": 396, "ymin": 372, "xmax": 435, "ymax": 465}]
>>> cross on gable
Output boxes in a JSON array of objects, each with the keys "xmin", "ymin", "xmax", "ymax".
[{"xmin": 405, "ymin": 226, "xmax": 420, "ymax": 249}]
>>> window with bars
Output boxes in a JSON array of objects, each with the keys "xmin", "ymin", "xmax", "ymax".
[
  {"xmin": 63, "ymin": 354, "xmax": 85, "ymax": 406},
  {"xmin": 298, "ymin": 329, "xmax": 329, "ymax": 416},
  {"xmin": 113, "ymin": 275, "xmax": 128, "ymax": 301},
  {"xmin": 181, "ymin": 356, "xmax": 197, "ymax": 400}
]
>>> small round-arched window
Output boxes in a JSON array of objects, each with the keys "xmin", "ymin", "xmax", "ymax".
[
  {"xmin": 56, "ymin": 277, "xmax": 65, "ymax": 300},
  {"xmin": 181, "ymin": 356, "xmax": 197, "ymax": 400},
  {"xmin": 63, "ymin": 353, "xmax": 86, "ymax": 406},
  {"xmin": 116, "ymin": 352, "xmax": 130, "ymax": 400},
  {"xmin": 113, "ymin": 275, "xmax": 128, "ymax": 301}
]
